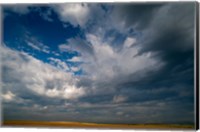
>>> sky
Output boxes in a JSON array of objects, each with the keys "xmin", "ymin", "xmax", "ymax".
[{"xmin": 1, "ymin": 2, "xmax": 196, "ymax": 124}]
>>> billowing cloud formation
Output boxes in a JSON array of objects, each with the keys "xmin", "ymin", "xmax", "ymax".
[
  {"xmin": 1, "ymin": 46, "xmax": 85, "ymax": 100},
  {"xmin": 82, "ymin": 33, "xmax": 163, "ymax": 82},
  {"xmin": 52, "ymin": 3, "xmax": 90, "ymax": 27}
]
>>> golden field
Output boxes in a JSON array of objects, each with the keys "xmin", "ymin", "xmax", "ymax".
[{"xmin": 2, "ymin": 120, "xmax": 194, "ymax": 129}]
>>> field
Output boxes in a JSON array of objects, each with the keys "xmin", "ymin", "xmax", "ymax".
[{"xmin": 2, "ymin": 120, "xmax": 194, "ymax": 129}]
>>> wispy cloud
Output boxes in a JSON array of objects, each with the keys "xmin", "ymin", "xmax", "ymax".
[
  {"xmin": 25, "ymin": 36, "xmax": 50, "ymax": 54},
  {"xmin": 48, "ymin": 57, "xmax": 69, "ymax": 71},
  {"xmin": 59, "ymin": 37, "xmax": 94, "ymax": 56}
]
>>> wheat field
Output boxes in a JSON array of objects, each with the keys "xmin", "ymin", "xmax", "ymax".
[{"xmin": 2, "ymin": 120, "xmax": 194, "ymax": 129}]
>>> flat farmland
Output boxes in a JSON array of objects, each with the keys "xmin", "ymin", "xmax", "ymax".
[{"xmin": 2, "ymin": 120, "xmax": 194, "ymax": 129}]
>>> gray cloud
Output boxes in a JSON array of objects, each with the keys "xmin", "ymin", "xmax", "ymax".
[
  {"xmin": 112, "ymin": 3, "xmax": 164, "ymax": 30},
  {"xmin": 59, "ymin": 37, "xmax": 94, "ymax": 56}
]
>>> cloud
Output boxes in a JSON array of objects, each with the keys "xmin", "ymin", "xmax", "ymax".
[
  {"xmin": 68, "ymin": 56, "xmax": 82, "ymax": 62},
  {"xmin": 27, "ymin": 41, "xmax": 41, "ymax": 51},
  {"xmin": 48, "ymin": 57, "xmax": 69, "ymax": 71},
  {"xmin": 111, "ymin": 3, "xmax": 164, "ymax": 30},
  {"xmin": 52, "ymin": 3, "xmax": 90, "ymax": 27},
  {"xmin": 81, "ymin": 33, "xmax": 164, "ymax": 82},
  {"xmin": 1, "ymin": 46, "xmax": 86, "ymax": 101},
  {"xmin": 2, "ymin": 41, "xmax": 194, "ymax": 123},
  {"xmin": 2, "ymin": 91, "xmax": 16, "ymax": 102},
  {"xmin": 113, "ymin": 95, "xmax": 127, "ymax": 103},
  {"xmin": 58, "ymin": 44, "xmax": 70, "ymax": 52},
  {"xmin": 142, "ymin": 3, "xmax": 195, "ymax": 52},
  {"xmin": 103, "ymin": 3, "xmax": 195, "ymax": 94},
  {"xmin": 51, "ymin": 3, "xmax": 106, "ymax": 29},
  {"xmin": 45, "ymin": 85, "xmax": 85, "ymax": 100},
  {"xmin": 111, "ymin": 3, "xmax": 195, "ymax": 56},
  {"xmin": 37, "ymin": 7, "xmax": 53, "ymax": 22},
  {"xmin": 52, "ymin": 51, "xmax": 60, "ymax": 56},
  {"xmin": 55, "ymin": 3, "xmax": 194, "ymax": 124},
  {"xmin": 4, "ymin": 5, "xmax": 30, "ymax": 15},
  {"xmin": 123, "ymin": 37, "xmax": 136, "ymax": 48},
  {"xmin": 116, "ymin": 111, "xmax": 124, "ymax": 116},
  {"xmin": 25, "ymin": 35, "xmax": 50, "ymax": 54},
  {"xmin": 59, "ymin": 37, "xmax": 94, "ymax": 56},
  {"xmin": 62, "ymin": 32, "xmax": 165, "ymax": 107},
  {"xmin": 70, "ymin": 67, "xmax": 80, "ymax": 72}
]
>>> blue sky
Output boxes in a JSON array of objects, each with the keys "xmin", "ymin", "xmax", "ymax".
[{"xmin": 1, "ymin": 3, "xmax": 196, "ymax": 124}]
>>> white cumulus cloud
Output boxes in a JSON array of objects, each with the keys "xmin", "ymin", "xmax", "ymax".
[
  {"xmin": 52, "ymin": 3, "xmax": 90, "ymax": 27},
  {"xmin": 123, "ymin": 37, "xmax": 137, "ymax": 48},
  {"xmin": 1, "ymin": 46, "xmax": 86, "ymax": 101},
  {"xmin": 2, "ymin": 91, "xmax": 16, "ymax": 102},
  {"xmin": 81, "ymin": 33, "xmax": 164, "ymax": 82}
]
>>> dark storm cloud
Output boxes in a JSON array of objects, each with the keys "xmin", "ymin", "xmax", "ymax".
[
  {"xmin": 110, "ymin": 2, "xmax": 195, "ymax": 89},
  {"xmin": 127, "ymin": 3, "xmax": 196, "ymax": 102},
  {"xmin": 138, "ymin": 3, "xmax": 194, "ymax": 55},
  {"xmin": 112, "ymin": 3, "xmax": 164, "ymax": 30}
]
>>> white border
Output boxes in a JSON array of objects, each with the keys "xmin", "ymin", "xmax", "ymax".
[{"xmin": 0, "ymin": 0, "xmax": 197, "ymax": 4}]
